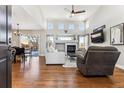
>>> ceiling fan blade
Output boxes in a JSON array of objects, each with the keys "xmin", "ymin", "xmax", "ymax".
[
  {"xmin": 64, "ymin": 8, "xmax": 71, "ymax": 12},
  {"xmin": 74, "ymin": 10, "xmax": 86, "ymax": 14}
]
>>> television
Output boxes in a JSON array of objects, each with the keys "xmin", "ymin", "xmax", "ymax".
[{"xmin": 91, "ymin": 30, "xmax": 104, "ymax": 43}]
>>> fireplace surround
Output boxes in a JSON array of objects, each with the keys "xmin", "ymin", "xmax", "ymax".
[
  {"xmin": 65, "ymin": 43, "xmax": 77, "ymax": 54},
  {"xmin": 67, "ymin": 45, "xmax": 76, "ymax": 54}
]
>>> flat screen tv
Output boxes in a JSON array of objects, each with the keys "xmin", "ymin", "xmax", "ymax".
[{"xmin": 91, "ymin": 30, "xmax": 104, "ymax": 43}]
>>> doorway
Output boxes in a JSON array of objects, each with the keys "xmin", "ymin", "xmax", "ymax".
[{"xmin": 20, "ymin": 34, "xmax": 39, "ymax": 57}]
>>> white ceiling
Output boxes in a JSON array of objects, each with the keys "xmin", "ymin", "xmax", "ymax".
[
  {"xmin": 40, "ymin": 5, "xmax": 100, "ymax": 21},
  {"xmin": 12, "ymin": 5, "xmax": 45, "ymax": 30},
  {"xmin": 12, "ymin": 5, "xmax": 100, "ymax": 30}
]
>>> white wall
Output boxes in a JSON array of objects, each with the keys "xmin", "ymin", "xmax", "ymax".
[
  {"xmin": 88, "ymin": 5, "xmax": 124, "ymax": 69},
  {"xmin": 12, "ymin": 5, "xmax": 46, "ymax": 30}
]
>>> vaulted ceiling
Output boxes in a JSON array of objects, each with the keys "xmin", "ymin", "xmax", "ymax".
[
  {"xmin": 40, "ymin": 5, "xmax": 100, "ymax": 21},
  {"xmin": 12, "ymin": 5, "xmax": 45, "ymax": 30},
  {"xmin": 12, "ymin": 5, "xmax": 100, "ymax": 30}
]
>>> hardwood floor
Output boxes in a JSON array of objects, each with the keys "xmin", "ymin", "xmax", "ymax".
[{"xmin": 12, "ymin": 56, "xmax": 124, "ymax": 88}]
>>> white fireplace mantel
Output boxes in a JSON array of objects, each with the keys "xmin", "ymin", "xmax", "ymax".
[
  {"xmin": 55, "ymin": 40, "xmax": 78, "ymax": 53},
  {"xmin": 55, "ymin": 40, "xmax": 78, "ymax": 43}
]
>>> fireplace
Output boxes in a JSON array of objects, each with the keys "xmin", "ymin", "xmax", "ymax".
[
  {"xmin": 67, "ymin": 45, "xmax": 76, "ymax": 54},
  {"xmin": 67, "ymin": 44, "xmax": 76, "ymax": 58}
]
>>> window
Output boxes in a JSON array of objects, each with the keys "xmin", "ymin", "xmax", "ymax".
[
  {"xmin": 47, "ymin": 35, "xmax": 54, "ymax": 42},
  {"xmin": 47, "ymin": 23, "xmax": 54, "ymax": 31},
  {"xmin": 79, "ymin": 23, "xmax": 85, "ymax": 31},
  {"xmin": 78, "ymin": 35, "xmax": 89, "ymax": 49},
  {"xmin": 20, "ymin": 35, "xmax": 39, "ymax": 46},
  {"xmin": 30, "ymin": 36, "xmax": 38, "ymax": 43},
  {"xmin": 68, "ymin": 24, "xmax": 75, "ymax": 31},
  {"xmin": 58, "ymin": 23, "xmax": 64, "ymax": 30},
  {"xmin": 86, "ymin": 20, "xmax": 90, "ymax": 29},
  {"xmin": 20, "ymin": 35, "xmax": 29, "ymax": 45},
  {"xmin": 84, "ymin": 35, "xmax": 89, "ymax": 49},
  {"xmin": 79, "ymin": 36, "xmax": 85, "ymax": 48}
]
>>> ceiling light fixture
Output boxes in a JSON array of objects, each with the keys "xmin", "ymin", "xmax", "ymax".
[{"xmin": 14, "ymin": 23, "xmax": 22, "ymax": 36}]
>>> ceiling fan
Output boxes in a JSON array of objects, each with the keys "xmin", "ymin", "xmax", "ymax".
[{"xmin": 64, "ymin": 5, "xmax": 86, "ymax": 17}]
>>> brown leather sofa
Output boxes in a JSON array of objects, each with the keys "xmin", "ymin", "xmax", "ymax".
[{"xmin": 76, "ymin": 46, "xmax": 120, "ymax": 76}]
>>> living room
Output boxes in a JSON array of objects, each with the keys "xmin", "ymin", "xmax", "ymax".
[
  {"xmin": 0, "ymin": 4, "xmax": 124, "ymax": 88},
  {"xmin": 13, "ymin": 5, "xmax": 124, "ymax": 87}
]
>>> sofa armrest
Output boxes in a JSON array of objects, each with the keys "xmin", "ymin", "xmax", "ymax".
[{"xmin": 77, "ymin": 54, "xmax": 85, "ymax": 64}]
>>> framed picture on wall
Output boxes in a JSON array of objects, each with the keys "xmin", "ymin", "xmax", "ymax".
[{"xmin": 110, "ymin": 23, "xmax": 124, "ymax": 45}]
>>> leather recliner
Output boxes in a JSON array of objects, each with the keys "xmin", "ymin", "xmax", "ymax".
[{"xmin": 76, "ymin": 46, "xmax": 120, "ymax": 76}]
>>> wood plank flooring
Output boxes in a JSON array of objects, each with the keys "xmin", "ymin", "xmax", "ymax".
[{"xmin": 12, "ymin": 56, "xmax": 124, "ymax": 88}]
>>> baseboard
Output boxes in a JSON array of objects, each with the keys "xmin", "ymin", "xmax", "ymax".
[{"xmin": 116, "ymin": 64, "xmax": 124, "ymax": 70}]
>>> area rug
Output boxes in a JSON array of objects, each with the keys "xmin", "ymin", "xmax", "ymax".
[{"xmin": 62, "ymin": 57, "xmax": 77, "ymax": 68}]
